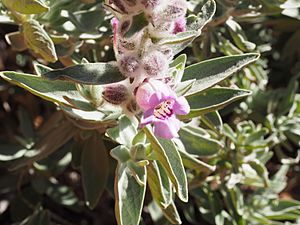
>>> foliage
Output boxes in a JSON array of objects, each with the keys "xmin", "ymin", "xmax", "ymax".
[{"xmin": 0, "ymin": 0, "xmax": 299, "ymax": 225}]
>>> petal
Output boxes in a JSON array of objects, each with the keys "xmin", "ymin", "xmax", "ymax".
[
  {"xmin": 153, "ymin": 116, "xmax": 181, "ymax": 139},
  {"xmin": 149, "ymin": 92, "xmax": 163, "ymax": 107},
  {"xmin": 173, "ymin": 96, "xmax": 190, "ymax": 115},
  {"xmin": 140, "ymin": 108, "xmax": 156, "ymax": 126}
]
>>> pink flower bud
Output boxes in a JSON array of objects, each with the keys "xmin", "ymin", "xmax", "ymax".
[
  {"xmin": 173, "ymin": 16, "xmax": 186, "ymax": 34},
  {"xmin": 152, "ymin": 0, "xmax": 187, "ymax": 23},
  {"xmin": 142, "ymin": 51, "xmax": 168, "ymax": 78},
  {"xmin": 119, "ymin": 53, "xmax": 141, "ymax": 77},
  {"xmin": 140, "ymin": 0, "xmax": 162, "ymax": 9},
  {"xmin": 102, "ymin": 83, "xmax": 129, "ymax": 105}
]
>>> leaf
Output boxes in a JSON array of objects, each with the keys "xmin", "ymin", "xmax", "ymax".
[
  {"xmin": 182, "ymin": 88, "xmax": 251, "ymax": 118},
  {"xmin": 147, "ymin": 161, "xmax": 172, "ymax": 208},
  {"xmin": 162, "ymin": 201, "xmax": 182, "ymax": 225},
  {"xmin": 182, "ymin": 53, "xmax": 259, "ymax": 96},
  {"xmin": 143, "ymin": 127, "xmax": 188, "ymax": 202},
  {"xmin": 9, "ymin": 118, "xmax": 76, "ymax": 171},
  {"xmin": 33, "ymin": 62, "xmax": 52, "ymax": 75},
  {"xmin": 201, "ymin": 111, "xmax": 223, "ymax": 131},
  {"xmin": 107, "ymin": 116, "xmax": 138, "ymax": 147},
  {"xmin": 158, "ymin": 31, "xmax": 199, "ymax": 56},
  {"xmin": 18, "ymin": 106, "xmax": 35, "ymax": 140},
  {"xmin": 186, "ymin": 0, "xmax": 216, "ymax": 32},
  {"xmin": 23, "ymin": 19, "xmax": 57, "ymax": 62},
  {"xmin": 0, "ymin": 144, "xmax": 26, "ymax": 161},
  {"xmin": 81, "ymin": 134, "xmax": 109, "ymax": 209},
  {"xmin": 69, "ymin": 9, "xmax": 105, "ymax": 32},
  {"xmin": 43, "ymin": 62, "xmax": 124, "ymax": 85},
  {"xmin": 264, "ymin": 200, "xmax": 300, "ymax": 220},
  {"xmin": 248, "ymin": 160, "xmax": 269, "ymax": 187},
  {"xmin": 125, "ymin": 12, "xmax": 149, "ymax": 38},
  {"xmin": 226, "ymin": 19, "xmax": 256, "ymax": 52},
  {"xmin": 3, "ymin": 0, "xmax": 49, "ymax": 14},
  {"xmin": 110, "ymin": 145, "xmax": 131, "ymax": 163},
  {"xmin": 115, "ymin": 163, "xmax": 146, "ymax": 225},
  {"xmin": 5, "ymin": 31, "xmax": 27, "ymax": 51},
  {"xmin": 178, "ymin": 149, "xmax": 216, "ymax": 172},
  {"xmin": 158, "ymin": 31, "xmax": 199, "ymax": 46},
  {"xmin": 179, "ymin": 126, "xmax": 222, "ymax": 157},
  {"xmin": 0, "ymin": 71, "xmax": 89, "ymax": 107}
]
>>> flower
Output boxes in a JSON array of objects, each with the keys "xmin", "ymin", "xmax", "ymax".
[{"xmin": 136, "ymin": 79, "xmax": 190, "ymax": 139}]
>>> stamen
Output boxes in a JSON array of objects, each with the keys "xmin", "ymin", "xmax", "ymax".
[{"xmin": 154, "ymin": 99, "xmax": 174, "ymax": 119}]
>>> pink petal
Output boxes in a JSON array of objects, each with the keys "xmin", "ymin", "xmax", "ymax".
[
  {"xmin": 140, "ymin": 115, "xmax": 156, "ymax": 126},
  {"xmin": 173, "ymin": 17, "xmax": 186, "ymax": 34},
  {"xmin": 153, "ymin": 115, "xmax": 181, "ymax": 139},
  {"xmin": 149, "ymin": 92, "xmax": 163, "ymax": 107},
  {"xmin": 136, "ymin": 79, "xmax": 173, "ymax": 111},
  {"xmin": 173, "ymin": 96, "xmax": 190, "ymax": 115}
]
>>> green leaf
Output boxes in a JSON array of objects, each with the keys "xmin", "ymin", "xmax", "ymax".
[
  {"xmin": 182, "ymin": 88, "xmax": 251, "ymax": 118},
  {"xmin": 107, "ymin": 116, "xmax": 138, "ymax": 147},
  {"xmin": 170, "ymin": 54, "xmax": 187, "ymax": 68},
  {"xmin": 61, "ymin": 106, "xmax": 120, "ymax": 123},
  {"xmin": 248, "ymin": 160, "xmax": 269, "ymax": 187},
  {"xmin": 143, "ymin": 127, "xmax": 188, "ymax": 202},
  {"xmin": 0, "ymin": 71, "xmax": 89, "ymax": 107},
  {"xmin": 178, "ymin": 149, "xmax": 216, "ymax": 172},
  {"xmin": 201, "ymin": 111, "xmax": 223, "ymax": 131},
  {"xmin": 81, "ymin": 134, "xmax": 109, "ymax": 209},
  {"xmin": 33, "ymin": 62, "xmax": 52, "ymax": 75},
  {"xmin": 110, "ymin": 145, "xmax": 131, "ymax": 163},
  {"xmin": 187, "ymin": 0, "xmax": 216, "ymax": 32},
  {"xmin": 115, "ymin": 163, "xmax": 146, "ymax": 225},
  {"xmin": 179, "ymin": 126, "xmax": 222, "ymax": 157},
  {"xmin": 158, "ymin": 31, "xmax": 199, "ymax": 56},
  {"xmin": 226, "ymin": 19, "xmax": 256, "ymax": 52},
  {"xmin": 264, "ymin": 200, "xmax": 300, "ymax": 220},
  {"xmin": 147, "ymin": 161, "xmax": 172, "ymax": 208},
  {"xmin": 125, "ymin": 12, "xmax": 149, "ymax": 38},
  {"xmin": 162, "ymin": 201, "xmax": 182, "ymax": 225},
  {"xmin": 23, "ymin": 19, "xmax": 57, "ymax": 62},
  {"xmin": 43, "ymin": 62, "xmax": 124, "ymax": 85},
  {"xmin": 3, "ymin": 0, "xmax": 49, "ymax": 14},
  {"xmin": 158, "ymin": 31, "xmax": 198, "ymax": 46},
  {"xmin": 69, "ymin": 9, "xmax": 105, "ymax": 32},
  {"xmin": 182, "ymin": 53, "xmax": 259, "ymax": 96}
]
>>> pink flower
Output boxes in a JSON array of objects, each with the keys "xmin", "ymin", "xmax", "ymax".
[{"xmin": 136, "ymin": 79, "xmax": 190, "ymax": 139}]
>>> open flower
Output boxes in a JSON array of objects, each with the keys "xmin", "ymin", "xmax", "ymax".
[{"xmin": 136, "ymin": 79, "xmax": 190, "ymax": 139}]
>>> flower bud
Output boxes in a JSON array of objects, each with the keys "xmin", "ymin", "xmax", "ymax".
[
  {"xmin": 102, "ymin": 83, "xmax": 129, "ymax": 105},
  {"xmin": 142, "ymin": 50, "xmax": 168, "ymax": 78},
  {"xmin": 140, "ymin": 0, "xmax": 162, "ymax": 10},
  {"xmin": 119, "ymin": 53, "xmax": 141, "ymax": 77},
  {"xmin": 151, "ymin": 0, "xmax": 187, "ymax": 31},
  {"xmin": 173, "ymin": 16, "xmax": 186, "ymax": 34}
]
